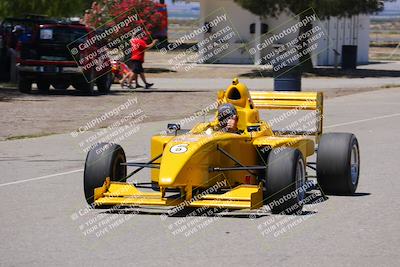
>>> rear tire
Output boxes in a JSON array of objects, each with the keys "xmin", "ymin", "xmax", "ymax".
[
  {"xmin": 317, "ymin": 133, "xmax": 360, "ymax": 195},
  {"xmin": 263, "ymin": 148, "xmax": 306, "ymax": 214},
  {"xmin": 18, "ymin": 77, "xmax": 32, "ymax": 93},
  {"xmin": 84, "ymin": 143, "xmax": 127, "ymax": 205}
]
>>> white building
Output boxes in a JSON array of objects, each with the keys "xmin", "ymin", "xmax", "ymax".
[{"xmin": 198, "ymin": 0, "xmax": 369, "ymax": 66}]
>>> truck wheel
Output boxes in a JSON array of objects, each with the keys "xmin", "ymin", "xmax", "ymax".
[
  {"xmin": 18, "ymin": 77, "xmax": 32, "ymax": 93},
  {"xmin": 37, "ymin": 81, "xmax": 50, "ymax": 92},
  {"xmin": 317, "ymin": 133, "xmax": 360, "ymax": 195},
  {"xmin": 84, "ymin": 143, "xmax": 127, "ymax": 205},
  {"xmin": 263, "ymin": 148, "xmax": 306, "ymax": 214},
  {"xmin": 96, "ymin": 72, "xmax": 112, "ymax": 94}
]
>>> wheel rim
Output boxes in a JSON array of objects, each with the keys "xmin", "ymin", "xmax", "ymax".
[
  {"xmin": 350, "ymin": 144, "xmax": 359, "ymax": 185},
  {"xmin": 295, "ymin": 158, "xmax": 306, "ymax": 203}
]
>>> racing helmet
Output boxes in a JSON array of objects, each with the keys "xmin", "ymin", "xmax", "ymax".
[{"xmin": 218, "ymin": 103, "xmax": 237, "ymax": 127}]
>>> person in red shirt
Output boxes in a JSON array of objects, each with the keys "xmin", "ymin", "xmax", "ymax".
[{"xmin": 128, "ymin": 33, "xmax": 157, "ymax": 89}]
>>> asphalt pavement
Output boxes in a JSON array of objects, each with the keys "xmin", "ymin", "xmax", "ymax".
[{"xmin": 0, "ymin": 88, "xmax": 399, "ymax": 266}]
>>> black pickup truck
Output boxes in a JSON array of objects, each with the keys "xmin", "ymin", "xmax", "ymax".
[{"xmin": 11, "ymin": 21, "xmax": 112, "ymax": 94}]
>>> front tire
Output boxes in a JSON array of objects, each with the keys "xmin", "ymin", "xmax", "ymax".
[
  {"xmin": 84, "ymin": 143, "xmax": 127, "ymax": 205},
  {"xmin": 263, "ymin": 148, "xmax": 306, "ymax": 214},
  {"xmin": 317, "ymin": 133, "xmax": 360, "ymax": 195}
]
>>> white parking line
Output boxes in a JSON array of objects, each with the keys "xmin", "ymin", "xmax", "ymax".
[
  {"xmin": 0, "ymin": 156, "xmax": 148, "ymax": 188},
  {"xmin": 0, "ymin": 169, "xmax": 84, "ymax": 187},
  {"xmin": 326, "ymin": 113, "xmax": 400, "ymax": 128}
]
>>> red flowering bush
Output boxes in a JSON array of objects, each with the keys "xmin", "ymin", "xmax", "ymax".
[{"xmin": 83, "ymin": 0, "xmax": 167, "ymax": 37}]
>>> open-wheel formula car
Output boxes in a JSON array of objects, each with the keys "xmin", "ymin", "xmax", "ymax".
[{"xmin": 84, "ymin": 78, "xmax": 360, "ymax": 214}]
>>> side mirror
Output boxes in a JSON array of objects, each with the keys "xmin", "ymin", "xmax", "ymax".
[
  {"xmin": 167, "ymin": 123, "xmax": 181, "ymax": 135},
  {"xmin": 247, "ymin": 125, "xmax": 260, "ymax": 132}
]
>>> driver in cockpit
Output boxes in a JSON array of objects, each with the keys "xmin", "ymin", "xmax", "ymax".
[{"xmin": 217, "ymin": 103, "xmax": 240, "ymax": 133}]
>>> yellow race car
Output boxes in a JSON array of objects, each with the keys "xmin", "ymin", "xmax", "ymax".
[{"xmin": 84, "ymin": 78, "xmax": 360, "ymax": 214}]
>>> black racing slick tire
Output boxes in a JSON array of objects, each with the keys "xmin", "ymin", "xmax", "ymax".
[
  {"xmin": 84, "ymin": 143, "xmax": 127, "ymax": 205},
  {"xmin": 317, "ymin": 133, "xmax": 360, "ymax": 195},
  {"xmin": 264, "ymin": 148, "xmax": 306, "ymax": 214}
]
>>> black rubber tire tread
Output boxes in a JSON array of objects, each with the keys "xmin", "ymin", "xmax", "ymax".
[
  {"xmin": 317, "ymin": 133, "xmax": 360, "ymax": 195},
  {"xmin": 264, "ymin": 148, "xmax": 305, "ymax": 214},
  {"xmin": 84, "ymin": 143, "xmax": 127, "ymax": 205}
]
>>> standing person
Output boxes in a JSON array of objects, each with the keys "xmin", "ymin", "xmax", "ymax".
[
  {"xmin": 128, "ymin": 31, "xmax": 157, "ymax": 89},
  {"xmin": 8, "ymin": 25, "xmax": 26, "ymax": 82}
]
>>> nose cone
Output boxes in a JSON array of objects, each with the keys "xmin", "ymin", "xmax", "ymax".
[
  {"xmin": 158, "ymin": 136, "xmax": 210, "ymax": 187},
  {"xmin": 158, "ymin": 142, "xmax": 194, "ymax": 186}
]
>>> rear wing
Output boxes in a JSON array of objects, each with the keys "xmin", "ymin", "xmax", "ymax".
[{"xmin": 249, "ymin": 91, "xmax": 323, "ymax": 142}]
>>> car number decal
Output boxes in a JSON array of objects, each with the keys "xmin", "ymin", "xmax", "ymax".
[{"xmin": 170, "ymin": 144, "xmax": 188, "ymax": 154}]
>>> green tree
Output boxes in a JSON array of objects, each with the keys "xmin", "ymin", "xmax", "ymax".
[
  {"xmin": 0, "ymin": 0, "xmax": 93, "ymax": 18},
  {"xmin": 234, "ymin": 0, "xmax": 383, "ymax": 71}
]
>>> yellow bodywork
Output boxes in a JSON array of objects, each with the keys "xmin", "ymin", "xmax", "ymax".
[{"xmin": 94, "ymin": 78, "xmax": 323, "ymax": 210}]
